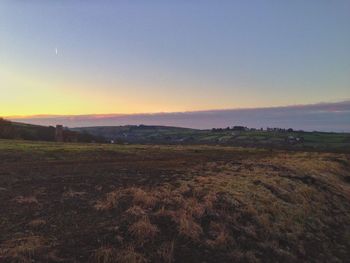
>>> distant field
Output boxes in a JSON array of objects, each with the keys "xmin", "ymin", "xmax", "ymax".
[
  {"xmin": 0, "ymin": 140, "xmax": 350, "ymax": 262},
  {"xmin": 2, "ymin": 119, "xmax": 350, "ymax": 153},
  {"xmin": 73, "ymin": 125, "xmax": 350, "ymax": 153}
]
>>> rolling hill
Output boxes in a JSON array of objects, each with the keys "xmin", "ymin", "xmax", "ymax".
[
  {"xmin": 0, "ymin": 118, "xmax": 104, "ymax": 143},
  {"xmin": 72, "ymin": 125, "xmax": 350, "ymax": 153}
]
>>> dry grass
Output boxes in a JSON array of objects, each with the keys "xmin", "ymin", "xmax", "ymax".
[
  {"xmin": 0, "ymin": 236, "xmax": 47, "ymax": 262},
  {"xmin": 92, "ymin": 152, "xmax": 350, "ymax": 261},
  {"xmin": 270, "ymin": 152, "xmax": 347, "ymax": 178},
  {"xmin": 206, "ymin": 222, "xmax": 233, "ymax": 249},
  {"xmin": 1, "ymin": 140, "xmax": 350, "ymax": 262},
  {"xmin": 116, "ymin": 246, "xmax": 147, "ymax": 263},
  {"xmin": 62, "ymin": 188, "xmax": 86, "ymax": 199},
  {"xmin": 94, "ymin": 191, "xmax": 123, "ymax": 211},
  {"xmin": 12, "ymin": 195, "xmax": 38, "ymax": 205},
  {"xmin": 177, "ymin": 210, "xmax": 203, "ymax": 240},
  {"xmin": 203, "ymin": 192, "xmax": 218, "ymax": 210},
  {"xmin": 155, "ymin": 186, "xmax": 185, "ymax": 208},
  {"xmin": 95, "ymin": 187, "xmax": 157, "ymax": 211},
  {"xmin": 128, "ymin": 187, "xmax": 157, "ymax": 209},
  {"xmin": 244, "ymin": 251, "xmax": 260, "ymax": 263},
  {"xmin": 128, "ymin": 216, "xmax": 159, "ymax": 243},
  {"xmin": 28, "ymin": 219, "xmax": 46, "ymax": 228},
  {"xmin": 126, "ymin": 205, "xmax": 147, "ymax": 217},
  {"xmin": 92, "ymin": 246, "xmax": 118, "ymax": 263},
  {"xmin": 183, "ymin": 197, "xmax": 205, "ymax": 218},
  {"xmin": 157, "ymin": 240, "xmax": 175, "ymax": 263},
  {"xmin": 85, "ymin": 147, "xmax": 350, "ymax": 262}
]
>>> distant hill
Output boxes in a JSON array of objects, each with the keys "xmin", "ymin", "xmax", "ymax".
[
  {"xmin": 73, "ymin": 125, "xmax": 350, "ymax": 153},
  {"xmin": 72, "ymin": 125, "xmax": 197, "ymax": 143},
  {"xmin": 0, "ymin": 118, "xmax": 104, "ymax": 143},
  {"xmin": 2, "ymin": 119, "xmax": 350, "ymax": 152},
  {"xmin": 0, "ymin": 118, "xmax": 56, "ymax": 141}
]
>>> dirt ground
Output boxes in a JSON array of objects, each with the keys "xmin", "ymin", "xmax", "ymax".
[{"xmin": 0, "ymin": 140, "xmax": 349, "ymax": 262}]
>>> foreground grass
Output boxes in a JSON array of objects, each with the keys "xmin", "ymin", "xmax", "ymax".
[{"xmin": 0, "ymin": 140, "xmax": 349, "ymax": 262}]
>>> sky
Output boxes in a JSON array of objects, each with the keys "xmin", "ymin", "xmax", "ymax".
[{"xmin": 1, "ymin": 1, "xmax": 350, "ymax": 117}]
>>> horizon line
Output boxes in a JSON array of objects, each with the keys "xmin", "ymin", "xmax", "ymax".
[{"xmin": 5, "ymin": 99, "xmax": 350, "ymax": 119}]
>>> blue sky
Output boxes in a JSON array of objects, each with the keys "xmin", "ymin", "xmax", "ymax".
[{"xmin": 1, "ymin": 1, "xmax": 350, "ymax": 116}]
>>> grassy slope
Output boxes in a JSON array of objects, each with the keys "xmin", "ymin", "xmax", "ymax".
[
  {"xmin": 0, "ymin": 120, "xmax": 104, "ymax": 143},
  {"xmin": 0, "ymin": 140, "xmax": 349, "ymax": 262},
  {"xmin": 0, "ymin": 120, "xmax": 56, "ymax": 141}
]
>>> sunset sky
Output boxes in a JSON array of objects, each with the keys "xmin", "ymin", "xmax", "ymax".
[{"xmin": 1, "ymin": 1, "xmax": 350, "ymax": 116}]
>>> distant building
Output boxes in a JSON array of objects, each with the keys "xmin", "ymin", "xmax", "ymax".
[{"xmin": 286, "ymin": 135, "xmax": 304, "ymax": 144}]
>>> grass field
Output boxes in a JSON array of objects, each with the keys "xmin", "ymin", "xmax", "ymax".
[{"xmin": 0, "ymin": 140, "xmax": 350, "ymax": 262}]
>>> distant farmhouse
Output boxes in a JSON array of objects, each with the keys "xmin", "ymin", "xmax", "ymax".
[{"xmin": 286, "ymin": 135, "xmax": 304, "ymax": 144}]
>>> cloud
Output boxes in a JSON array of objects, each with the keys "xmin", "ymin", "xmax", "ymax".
[{"xmin": 7, "ymin": 100, "xmax": 350, "ymax": 132}]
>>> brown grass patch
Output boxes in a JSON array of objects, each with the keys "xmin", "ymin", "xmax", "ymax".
[
  {"xmin": 206, "ymin": 222, "xmax": 233, "ymax": 248},
  {"xmin": 89, "ymin": 151, "xmax": 350, "ymax": 262},
  {"xmin": 129, "ymin": 216, "xmax": 159, "ymax": 243},
  {"xmin": 177, "ymin": 210, "xmax": 203, "ymax": 240},
  {"xmin": 203, "ymin": 192, "xmax": 218, "ymax": 210},
  {"xmin": 94, "ymin": 190, "xmax": 123, "ymax": 211},
  {"xmin": 183, "ymin": 198, "xmax": 205, "ymax": 218},
  {"xmin": 28, "ymin": 219, "xmax": 46, "ymax": 227},
  {"xmin": 62, "ymin": 188, "xmax": 86, "ymax": 199},
  {"xmin": 92, "ymin": 246, "xmax": 118, "ymax": 263},
  {"xmin": 117, "ymin": 246, "xmax": 147, "ymax": 263},
  {"xmin": 12, "ymin": 195, "xmax": 38, "ymax": 205},
  {"xmin": 126, "ymin": 205, "xmax": 147, "ymax": 217},
  {"xmin": 0, "ymin": 236, "xmax": 47, "ymax": 262},
  {"xmin": 157, "ymin": 240, "xmax": 175, "ymax": 263},
  {"xmin": 95, "ymin": 187, "xmax": 157, "ymax": 211},
  {"xmin": 129, "ymin": 187, "xmax": 157, "ymax": 209},
  {"xmin": 156, "ymin": 187, "xmax": 185, "ymax": 208}
]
